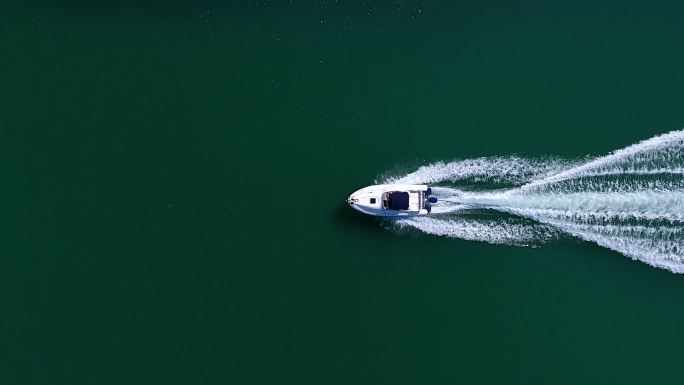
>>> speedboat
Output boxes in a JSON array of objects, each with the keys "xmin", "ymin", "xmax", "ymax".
[{"xmin": 347, "ymin": 184, "xmax": 438, "ymax": 217}]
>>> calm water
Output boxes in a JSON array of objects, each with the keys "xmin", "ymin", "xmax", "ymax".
[{"xmin": 5, "ymin": 2, "xmax": 684, "ymax": 384}]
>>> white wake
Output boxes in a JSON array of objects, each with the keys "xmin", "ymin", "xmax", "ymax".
[{"xmin": 384, "ymin": 130, "xmax": 684, "ymax": 273}]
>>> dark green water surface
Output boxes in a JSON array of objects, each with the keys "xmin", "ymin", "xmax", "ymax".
[{"xmin": 4, "ymin": 2, "xmax": 684, "ymax": 384}]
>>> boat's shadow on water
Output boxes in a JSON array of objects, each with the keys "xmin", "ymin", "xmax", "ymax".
[{"xmin": 333, "ymin": 203, "xmax": 382, "ymax": 231}]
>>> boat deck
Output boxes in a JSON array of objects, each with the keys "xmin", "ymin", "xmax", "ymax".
[{"xmin": 408, "ymin": 191, "xmax": 423, "ymax": 211}]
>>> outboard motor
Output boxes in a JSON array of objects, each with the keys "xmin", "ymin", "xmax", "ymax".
[{"xmin": 428, "ymin": 196, "xmax": 438, "ymax": 204}]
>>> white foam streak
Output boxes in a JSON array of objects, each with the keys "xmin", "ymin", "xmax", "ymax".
[
  {"xmin": 537, "ymin": 219, "xmax": 684, "ymax": 273},
  {"xmin": 385, "ymin": 129, "xmax": 684, "ymax": 273},
  {"xmin": 396, "ymin": 216, "xmax": 554, "ymax": 245},
  {"xmin": 385, "ymin": 156, "xmax": 577, "ymax": 185},
  {"xmin": 498, "ymin": 191, "xmax": 684, "ymax": 222},
  {"xmin": 519, "ymin": 130, "xmax": 684, "ymax": 192}
]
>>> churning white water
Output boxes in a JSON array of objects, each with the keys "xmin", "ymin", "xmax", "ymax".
[{"xmin": 382, "ymin": 130, "xmax": 684, "ymax": 273}]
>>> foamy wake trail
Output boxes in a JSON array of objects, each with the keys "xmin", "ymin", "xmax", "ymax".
[
  {"xmin": 384, "ymin": 129, "xmax": 684, "ymax": 273},
  {"xmin": 396, "ymin": 216, "xmax": 560, "ymax": 245},
  {"xmin": 384, "ymin": 156, "xmax": 579, "ymax": 185}
]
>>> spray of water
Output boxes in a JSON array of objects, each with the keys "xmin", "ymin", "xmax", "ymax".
[{"xmin": 384, "ymin": 130, "xmax": 684, "ymax": 273}]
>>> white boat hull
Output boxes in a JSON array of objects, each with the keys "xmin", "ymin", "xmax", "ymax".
[{"xmin": 347, "ymin": 184, "xmax": 435, "ymax": 217}]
